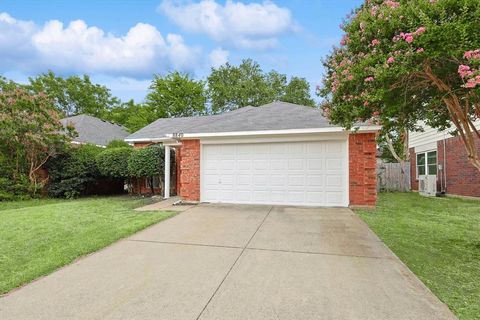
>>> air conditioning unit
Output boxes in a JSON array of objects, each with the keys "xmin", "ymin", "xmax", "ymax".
[{"xmin": 419, "ymin": 176, "xmax": 437, "ymax": 196}]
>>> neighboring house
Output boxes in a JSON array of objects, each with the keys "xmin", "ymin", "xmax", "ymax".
[
  {"xmin": 125, "ymin": 102, "xmax": 380, "ymax": 207},
  {"xmin": 409, "ymin": 121, "xmax": 480, "ymax": 198},
  {"xmin": 61, "ymin": 114, "xmax": 130, "ymax": 147}
]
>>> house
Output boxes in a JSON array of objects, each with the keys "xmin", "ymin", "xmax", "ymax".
[
  {"xmin": 125, "ymin": 102, "xmax": 380, "ymax": 207},
  {"xmin": 61, "ymin": 114, "xmax": 130, "ymax": 147},
  {"xmin": 409, "ymin": 121, "xmax": 480, "ymax": 198}
]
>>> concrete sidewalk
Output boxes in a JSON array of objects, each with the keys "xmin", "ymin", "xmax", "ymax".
[{"xmin": 0, "ymin": 204, "xmax": 456, "ymax": 320}]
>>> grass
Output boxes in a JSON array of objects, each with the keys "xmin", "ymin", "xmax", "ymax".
[
  {"xmin": 0, "ymin": 196, "xmax": 174, "ymax": 295},
  {"xmin": 356, "ymin": 193, "xmax": 480, "ymax": 320}
]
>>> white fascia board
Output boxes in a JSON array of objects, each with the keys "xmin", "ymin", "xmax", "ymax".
[
  {"xmin": 165, "ymin": 126, "xmax": 381, "ymax": 139},
  {"xmin": 125, "ymin": 126, "xmax": 381, "ymax": 142},
  {"xmin": 124, "ymin": 137, "xmax": 174, "ymax": 143}
]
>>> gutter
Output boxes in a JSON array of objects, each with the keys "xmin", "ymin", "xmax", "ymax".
[{"xmin": 124, "ymin": 126, "xmax": 382, "ymax": 143}]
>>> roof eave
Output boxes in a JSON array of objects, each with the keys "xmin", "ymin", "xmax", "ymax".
[{"xmin": 125, "ymin": 126, "xmax": 381, "ymax": 143}]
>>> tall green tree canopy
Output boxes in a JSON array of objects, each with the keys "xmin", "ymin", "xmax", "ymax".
[
  {"xmin": 208, "ymin": 59, "xmax": 316, "ymax": 113},
  {"xmin": 145, "ymin": 71, "xmax": 207, "ymax": 118},
  {"xmin": 107, "ymin": 100, "xmax": 156, "ymax": 133},
  {"xmin": 29, "ymin": 71, "xmax": 120, "ymax": 118},
  {"xmin": 320, "ymin": 0, "xmax": 480, "ymax": 170}
]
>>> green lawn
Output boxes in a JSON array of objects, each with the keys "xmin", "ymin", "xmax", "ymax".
[
  {"xmin": 0, "ymin": 196, "xmax": 174, "ymax": 295},
  {"xmin": 356, "ymin": 193, "xmax": 480, "ymax": 320}
]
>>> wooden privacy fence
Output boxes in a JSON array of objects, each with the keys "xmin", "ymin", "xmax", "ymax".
[{"xmin": 377, "ymin": 162, "xmax": 411, "ymax": 192}]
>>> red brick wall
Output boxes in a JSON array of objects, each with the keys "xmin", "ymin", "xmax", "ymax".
[
  {"xmin": 438, "ymin": 135, "xmax": 480, "ymax": 197},
  {"xmin": 349, "ymin": 133, "xmax": 377, "ymax": 206},
  {"xmin": 176, "ymin": 139, "xmax": 201, "ymax": 201}
]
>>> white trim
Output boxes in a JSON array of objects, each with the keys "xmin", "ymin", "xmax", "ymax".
[
  {"xmin": 200, "ymin": 132, "xmax": 349, "ymax": 145},
  {"xmin": 125, "ymin": 126, "xmax": 381, "ymax": 143},
  {"xmin": 345, "ymin": 138, "xmax": 350, "ymax": 207},
  {"xmin": 164, "ymin": 146, "xmax": 171, "ymax": 199}
]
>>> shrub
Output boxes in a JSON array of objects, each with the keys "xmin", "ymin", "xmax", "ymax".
[
  {"xmin": 128, "ymin": 145, "xmax": 164, "ymax": 194},
  {"xmin": 0, "ymin": 176, "xmax": 31, "ymax": 201},
  {"xmin": 106, "ymin": 140, "xmax": 131, "ymax": 149},
  {"xmin": 47, "ymin": 144, "xmax": 104, "ymax": 198},
  {"xmin": 96, "ymin": 147, "xmax": 133, "ymax": 178}
]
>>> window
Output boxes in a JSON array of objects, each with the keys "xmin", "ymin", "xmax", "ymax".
[
  {"xmin": 416, "ymin": 151, "xmax": 437, "ymax": 177},
  {"xmin": 145, "ymin": 176, "xmax": 161, "ymax": 189}
]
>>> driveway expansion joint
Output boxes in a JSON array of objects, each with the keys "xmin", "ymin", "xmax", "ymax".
[
  {"xmin": 126, "ymin": 239, "xmax": 243, "ymax": 250},
  {"xmin": 195, "ymin": 205, "xmax": 274, "ymax": 320},
  {"xmin": 245, "ymin": 247, "xmax": 391, "ymax": 260}
]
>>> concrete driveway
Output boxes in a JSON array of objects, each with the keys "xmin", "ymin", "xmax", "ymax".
[{"xmin": 0, "ymin": 204, "xmax": 456, "ymax": 320}]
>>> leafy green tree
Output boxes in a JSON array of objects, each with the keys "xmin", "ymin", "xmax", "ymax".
[
  {"xmin": 208, "ymin": 59, "xmax": 316, "ymax": 113},
  {"xmin": 107, "ymin": 100, "xmax": 156, "ymax": 133},
  {"xmin": 128, "ymin": 145, "xmax": 165, "ymax": 195},
  {"xmin": 0, "ymin": 86, "xmax": 72, "ymax": 194},
  {"xmin": 146, "ymin": 71, "xmax": 206, "ymax": 119},
  {"xmin": 283, "ymin": 77, "xmax": 316, "ymax": 107},
  {"xmin": 320, "ymin": 0, "xmax": 480, "ymax": 170},
  {"xmin": 29, "ymin": 71, "xmax": 120, "ymax": 118},
  {"xmin": 207, "ymin": 59, "xmax": 270, "ymax": 113},
  {"xmin": 266, "ymin": 70, "xmax": 288, "ymax": 102}
]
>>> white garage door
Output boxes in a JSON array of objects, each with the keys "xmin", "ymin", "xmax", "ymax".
[{"xmin": 201, "ymin": 140, "xmax": 348, "ymax": 207}]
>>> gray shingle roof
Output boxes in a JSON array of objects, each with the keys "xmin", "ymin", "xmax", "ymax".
[
  {"xmin": 126, "ymin": 102, "xmax": 335, "ymax": 140},
  {"xmin": 61, "ymin": 114, "xmax": 130, "ymax": 147}
]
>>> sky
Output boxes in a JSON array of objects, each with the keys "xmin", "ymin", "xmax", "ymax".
[{"xmin": 0, "ymin": 0, "xmax": 363, "ymax": 103}]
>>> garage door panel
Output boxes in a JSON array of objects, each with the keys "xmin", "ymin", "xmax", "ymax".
[{"xmin": 202, "ymin": 140, "xmax": 347, "ymax": 207}]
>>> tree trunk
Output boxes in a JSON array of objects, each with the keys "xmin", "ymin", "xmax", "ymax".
[
  {"xmin": 423, "ymin": 64, "xmax": 480, "ymax": 171},
  {"xmin": 149, "ymin": 177, "xmax": 154, "ymax": 195}
]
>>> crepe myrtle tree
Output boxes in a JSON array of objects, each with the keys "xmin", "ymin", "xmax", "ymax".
[{"xmin": 320, "ymin": 0, "xmax": 480, "ymax": 170}]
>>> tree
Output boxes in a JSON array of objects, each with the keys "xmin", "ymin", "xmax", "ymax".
[
  {"xmin": 208, "ymin": 59, "xmax": 317, "ymax": 113},
  {"xmin": 320, "ymin": 0, "xmax": 480, "ymax": 170},
  {"xmin": 128, "ymin": 145, "xmax": 164, "ymax": 195},
  {"xmin": 29, "ymin": 71, "xmax": 120, "ymax": 118},
  {"xmin": 107, "ymin": 100, "xmax": 157, "ymax": 133},
  {"xmin": 207, "ymin": 59, "xmax": 271, "ymax": 113},
  {"xmin": 283, "ymin": 77, "xmax": 316, "ymax": 107},
  {"xmin": 0, "ymin": 86, "xmax": 73, "ymax": 194},
  {"xmin": 146, "ymin": 71, "xmax": 207, "ymax": 119}
]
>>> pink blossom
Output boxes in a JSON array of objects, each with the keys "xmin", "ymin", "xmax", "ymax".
[
  {"xmin": 465, "ymin": 79, "xmax": 477, "ymax": 88},
  {"xmin": 405, "ymin": 35, "xmax": 414, "ymax": 43},
  {"xmin": 458, "ymin": 65, "xmax": 472, "ymax": 78},
  {"xmin": 364, "ymin": 77, "xmax": 374, "ymax": 82},
  {"xmin": 464, "ymin": 49, "xmax": 480, "ymax": 60},
  {"xmin": 476, "ymin": 75, "xmax": 480, "ymax": 84},
  {"xmin": 384, "ymin": 1, "xmax": 400, "ymax": 8},
  {"xmin": 414, "ymin": 27, "xmax": 426, "ymax": 35},
  {"xmin": 363, "ymin": 101, "xmax": 370, "ymax": 106},
  {"xmin": 416, "ymin": 48, "xmax": 425, "ymax": 53},
  {"xmin": 387, "ymin": 57, "xmax": 395, "ymax": 64},
  {"xmin": 347, "ymin": 75, "xmax": 354, "ymax": 81},
  {"xmin": 371, "ymin": 39, "xmax": 380, "ymax": 46}
]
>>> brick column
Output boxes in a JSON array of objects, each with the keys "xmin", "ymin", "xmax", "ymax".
[
  {"xmin": 177, "ymin": 140, "xmax": 201, "ymax": 201},
  {"xmin": 349, "ymin": 133, "xmax": 377, "ymax": 206}
]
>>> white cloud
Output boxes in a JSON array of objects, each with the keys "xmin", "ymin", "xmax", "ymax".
[
  {"xmin": 159, "ymin": 0, "xmax": 295, "ymax": 50},
  {"xmin": 0, "ymin": 12, "xmax": 201, "ymax": 77},
  {"xmin": 209, "ymin": 48, "xmax": 229, "ymax": 68}
]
